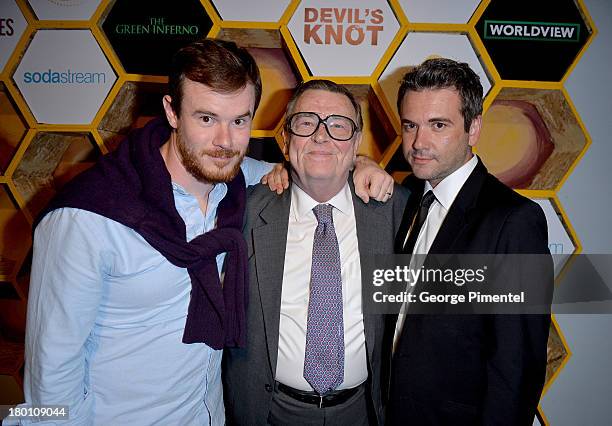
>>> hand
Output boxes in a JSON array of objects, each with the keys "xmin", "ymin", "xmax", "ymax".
[
  {"xmin": 261, "ymin": 163, "xmax": 289, "ymax": 194},
  {"xmin": 353, "ymin": 156, "xmax": 394, "ymax": 203}
]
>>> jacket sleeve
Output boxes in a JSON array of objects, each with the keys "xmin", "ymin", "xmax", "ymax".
[{"xmin": 482, "ymin": 202, "xmax": 552, "ymax": 425}]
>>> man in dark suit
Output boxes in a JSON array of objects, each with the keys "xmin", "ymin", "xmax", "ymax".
[
  {"xmin": 224, "ymin": 79, "xmax": 408, "ymax": 425},
  {"xmin": 388, "ymin": 58, "xmax": 552, "ymax": 425}
]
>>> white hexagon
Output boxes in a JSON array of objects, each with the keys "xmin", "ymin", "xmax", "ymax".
[
  {"xmin": 379, "ymin": 32, "xmax": 492, "ymax": 121},
  {"xmin": 288, "ymin": 0, "xmax": 400, "ymax": 76},
  {"xmin": 533, "ymin": 198, "xmax": 576, "ymax": 277},
  {"xmin": 0, "ymin": 0, "xmax": 28, "ymax": 72},
  {"xmin": 398, "ymin": 0, "xmax": 481, "ymax": 24},
  {"xmin": 27, "ymin": 0, "xmax": 102, "ymax": 21},
  {"xmin": 14, "ymin": 29, "xmax": 116, "ymax": 124},
  {"xmin": 212, "ymin": 0, "xmax": 291, "ymax": 22}
]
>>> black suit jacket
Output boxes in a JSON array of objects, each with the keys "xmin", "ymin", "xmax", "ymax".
[
  {"xmin": 224, "ymin": 180, "xmax": 408, "ymax": 425},
  {"xmin": 388, "ymin": 159, "xmax": 551, "ymax": 426}
]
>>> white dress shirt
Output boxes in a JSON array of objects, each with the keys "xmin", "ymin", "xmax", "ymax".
[
  {"xmin": 394, "ymin": 155, "xmax": 479, "ymax": 346},
  {"xmin": 275, "ymin": 182, "xmax": 368, "ymax": 391}
]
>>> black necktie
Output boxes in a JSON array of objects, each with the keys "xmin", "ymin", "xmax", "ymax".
[{"xmin": 402, "ymin": 191, "xmax": 436, "ymax": 254}]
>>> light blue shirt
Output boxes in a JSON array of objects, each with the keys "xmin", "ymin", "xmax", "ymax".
[{"xmin": 15, "ymin": 158, "xmax": 273, "ymax": 426}]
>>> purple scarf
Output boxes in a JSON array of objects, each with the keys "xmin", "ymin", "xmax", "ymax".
[{"xmin": 38, "ymin": 117, "xmax": 248, "ymax": 349}]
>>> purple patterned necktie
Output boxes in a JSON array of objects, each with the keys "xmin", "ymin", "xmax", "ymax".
[{"xmin": 303, "ymin": 203, "xmax": 345, "ymax": 394}]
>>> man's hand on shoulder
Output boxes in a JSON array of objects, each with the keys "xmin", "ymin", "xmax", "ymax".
[
  {"xmin": 353, "ymin": 155, "xmax": 394, "ymax": 203},
  {"xmin": 260, "ymin": 157, "xmax": 395, "ymax": 203},
  {"xmin": 261, "ymin": 163, "xmax": 289, "ymax": 194}
]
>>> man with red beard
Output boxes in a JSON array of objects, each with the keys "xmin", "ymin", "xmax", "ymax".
[{"xmin": 17, "ymin": 39, "xmax": 392, "ymax": 426}]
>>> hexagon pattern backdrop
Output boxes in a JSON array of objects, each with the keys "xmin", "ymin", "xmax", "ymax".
[{"xmin": 0, "ymin": 0, "xmax": 597, "ymax": 423}]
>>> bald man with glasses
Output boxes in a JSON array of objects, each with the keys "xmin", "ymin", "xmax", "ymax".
[{"xmin": 223, "ymin": 79, "xmax": 408, "ymax": 426}]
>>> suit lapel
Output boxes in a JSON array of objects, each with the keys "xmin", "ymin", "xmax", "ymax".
[
  {"xmin": 351, "ymin": 182, "xmax": 387, "ymax": 361},
  {"xmin": 251, "ymin": 191, "xmax": 291, "ymax": 375},
  {"xmin": 253, "ymin": 179, "xmax": 400, "ymax": 375},
  {"xmin": 395, "ymin": 175, "xmax": 424, "ymax": 252},
  {"xmin": 405, "ymin": 159, "xmax": 487, "ymax": 315},
  {"xmin": 429, "ymin": 159, "xmax": 487, "ymax": 254}
]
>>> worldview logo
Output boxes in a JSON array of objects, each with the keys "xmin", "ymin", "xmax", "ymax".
[
  {"xmin": 22, "ymin": 68, "xmax": 107, "ymax": 84},
  {"xmin": 303, "ymin": 7, "xmax": 385, "ymax": 46},
  {"xmin": 484, "ymin": 20, "xmax": 580, "ymax": 42},
  {"xmin": 0, "ymin": 18, "xmax": 15, "ymax": 36}
]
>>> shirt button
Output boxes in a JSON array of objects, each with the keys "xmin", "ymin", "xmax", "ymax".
[{"xmin": 265, "ymin": 384, "xmax": 273, "ymax": 392}]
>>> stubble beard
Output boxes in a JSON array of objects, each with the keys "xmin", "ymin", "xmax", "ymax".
[
  {"xmin": 407, "ymin": 149, "xmax": 438, "ymax": 181},
  {"xmin": 408, "ymin": 146, "xmax": 472, "ymax": 185},
  {"xmin": 176, "ymin": 129, "xmax": 245, "ymax": 184}
]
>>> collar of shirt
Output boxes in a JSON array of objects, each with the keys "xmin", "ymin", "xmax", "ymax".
[
  {"xmin": 171, "ymin": 181, "xmax": 228, "ymax": 200},
  {"xmin": 425, "ymin": 154, "xmax": 478, "ymax": 212},
  {"xmin": 290, "ymin": 182, "xmax": 352, "ymax": 222},
  {"xmin": 171, "ymin": 181, "xmax": 228, "ymax": 240}
]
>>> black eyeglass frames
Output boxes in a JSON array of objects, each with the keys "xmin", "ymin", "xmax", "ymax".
[{"xmin": 287, "ymin": 112, "xmax": 358, "ymax": 141}]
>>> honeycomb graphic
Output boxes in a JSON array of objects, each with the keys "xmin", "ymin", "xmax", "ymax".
[{"xmin": 0, "ymin": 0, "xmax": 597, "ymax": 421}]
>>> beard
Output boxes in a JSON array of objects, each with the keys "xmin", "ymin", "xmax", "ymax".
[{"xmin": 176, "ymin": 129, "xmax": 246, "ymax": 184}]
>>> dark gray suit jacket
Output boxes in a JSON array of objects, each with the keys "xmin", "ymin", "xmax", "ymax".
[{"xmin": 224, "ymin": 180, "xmax": 408, "ymax": 425}]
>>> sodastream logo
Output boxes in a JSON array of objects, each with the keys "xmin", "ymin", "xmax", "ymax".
[{"xmin": 22, "ymin": 68, "xmax": 107, "ymax": 84}]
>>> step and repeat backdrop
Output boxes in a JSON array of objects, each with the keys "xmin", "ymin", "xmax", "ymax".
[{"xmin": 0, "ymin": 1, "xmax": 596, "ymax": 423}]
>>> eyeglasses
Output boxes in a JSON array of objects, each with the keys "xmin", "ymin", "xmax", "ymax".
[{"xmin": 287, "ymin": 112, "xmax": 358, "ymax": 141}]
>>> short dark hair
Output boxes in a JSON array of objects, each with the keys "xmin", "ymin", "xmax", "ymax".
[
  {"xmin": 168, "ymin": 38, "xmax": 262, "ymax": 117},
  {"xmin": 397, "ymin": 58, "xmax": 483, "ymax": 132},
  {"xmin": 285, "ymin": 79, "xmax": 363, "ymax": 132}
]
